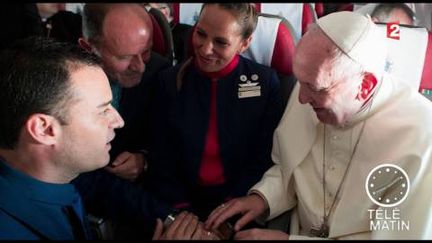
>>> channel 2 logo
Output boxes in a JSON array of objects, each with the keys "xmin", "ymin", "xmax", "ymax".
[{"xmin": 387, "ymin": 22, "xmax": 400, "ymax": 40}]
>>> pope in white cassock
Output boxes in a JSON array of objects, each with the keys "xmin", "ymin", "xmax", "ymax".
[{"xmin": 205, "ymin": 11, "xmax": 432, "ymax": 240}]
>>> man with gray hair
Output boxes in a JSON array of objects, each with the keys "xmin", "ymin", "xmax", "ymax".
[
  {"xmin": 205, "ymin": 11, "xmax": 432, "ymax": 240},
  {"xmin": 371, "ymin": 3, "xmax": 416, "ymax": 25},
  {"xmin": 78, "ymin": 4, "xmax": 171, "ymax": 181}
]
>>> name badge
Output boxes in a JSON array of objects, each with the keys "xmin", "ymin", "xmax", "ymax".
[
  {"xmin": 238, "ymin": 73, "xmax": 261, "ymax": 98},
  {"xmin": 238, "ymin": 89, "xmax": 261, "ymax": 98}
]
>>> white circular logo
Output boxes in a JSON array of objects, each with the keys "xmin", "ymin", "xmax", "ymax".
[
  {"xmin": 365, "ymin": 164, "xmax": 410, "ymax": 207},
  {"xmin": 251, "ymin": 74, "xmax": 259, "ymax": 81},
  {"xmin": 240, "ymin": 75, "xmax": 247, "ymax": 82}
]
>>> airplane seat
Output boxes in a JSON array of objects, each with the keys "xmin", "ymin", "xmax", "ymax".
[
  {"xmin": 315, "ymin": 3, "xmax": 325, "ymax": 17},
  {"xmin": 339, "ymin": 3, "xmax": 354, "ymax": 12},
  {"xmin": 301, "ymin": 3, "xmax": 318, "ymax": 35},
  {"xmin": 419, "ymin": 31, "xmax": 432, "ymax": 99},
  {"xmin": 148, "ymin": 8, "xmax": 175, "ymax": 64},
  {"xmin": 241, "ymin": 13, "xmax": 298, "ymax": 105},
  {"xmin": 242, "ymin": 13, "xmax": 297, "ymax": 75},
  {"xmin": 375, "ymin": 23, "xmax": 432, "ymax": 100}
]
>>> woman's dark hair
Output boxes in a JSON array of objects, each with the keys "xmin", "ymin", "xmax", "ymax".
[
  {"xmin": 200, "ymin": 3, "xmax": 258, "ymax": 39},
  {"xmin": 176, "ymin": 3, "xmax": 258, "ymax": 91}
]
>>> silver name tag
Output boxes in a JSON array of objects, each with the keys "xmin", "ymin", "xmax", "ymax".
[{"xmin": 238, "ymin": 90, "xmax": 261, "ymax": 98}]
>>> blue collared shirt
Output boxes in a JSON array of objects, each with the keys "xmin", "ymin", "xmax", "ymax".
[{"xmin": 0, "ymin": 159, "xmax": 92, "ymax": 240}]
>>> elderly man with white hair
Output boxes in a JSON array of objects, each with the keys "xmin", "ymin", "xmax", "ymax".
[{"xmin": 204, "ymin": 11, "xmax": 432, "ymax": 240}]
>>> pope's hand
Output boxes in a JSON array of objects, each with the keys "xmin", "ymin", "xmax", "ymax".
[{"xmin": 205, "ymin": 193, "xmax": 268, "ymax": 232}]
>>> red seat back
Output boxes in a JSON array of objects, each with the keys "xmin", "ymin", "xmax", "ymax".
[
  {"xmin": 302, "ymin": 3, "xmax": 317, "ymax": 36},
  {"xmin": 149, "ymin": 13, "xmax": 167, "ymax": 58},
  {"xmin": 315, "ymin": 3, "xmax": 325, "ymax": 17},
  {"xmin": 241, "ymin": 13, "xmax": 297, "ymax": 104},
  {"xmin": 420, "ymin": 32, "xmax": 432, "ymax": 92},
  {"xmin": 241, "ymin": 13, "xmax": 296, "ymax": 76},
  {"xmin": 339, "ymin": 4, "xmax": 354, "ymax": 12},
  {"xmin": 148, "ymin": 7, "xmax": 174, "ymax": 63}
]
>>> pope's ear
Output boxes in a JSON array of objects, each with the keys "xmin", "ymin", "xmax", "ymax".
[
  {"xmin": 357, "ymin": 72, "xmax": 378, "ymax": 101},
  {"xmin": 25, "ymin": 114, "xmax": 61, "ymax": 146}
]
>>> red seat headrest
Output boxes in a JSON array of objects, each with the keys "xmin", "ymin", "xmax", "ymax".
[
  {"xmin": 315, "ymin": 3, "xmax": 325, "ymax": 17},
  {"xmin": 242, "ymin": 13, "xmax": 296, "ymax": 76},
  {"xmin": 149, "ymin": 13, "xmax": 166, "ymax": 57},
  {"xmin": 302, "ymin": 3, "xmax": 317, "ymax": 36},
  {"xmin": 148, "ymin": 7, "xmax": 174, "ymax": 62},
  {"xmin": 271, "ymin": 20, "xmax": 296, "ymax": 76},
  {"xmin": 420, "ymin": 32, "xmax": 432, "ymax": 90}
]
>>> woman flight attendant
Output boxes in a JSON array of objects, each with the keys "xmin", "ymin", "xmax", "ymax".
[{"xmin": 148, "ymin": 3, "xmax": 284, "ymax": 223}]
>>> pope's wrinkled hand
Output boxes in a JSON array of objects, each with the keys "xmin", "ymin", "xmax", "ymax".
[{"xmin": 205, "ymin": 193, "xmax": 268, "ymax": 232}]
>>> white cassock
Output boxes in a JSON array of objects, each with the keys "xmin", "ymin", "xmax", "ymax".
[{"xmin": 251, "ymin": 73, "xmax": 432, "ymax": 239}]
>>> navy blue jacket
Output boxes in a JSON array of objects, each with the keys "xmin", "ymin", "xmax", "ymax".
[
  {"xmin": 72, "ymin": 169, "xmax": 173, "ymax": 225},
  {"xmin": 0, "ymin": 160, "xmax": 92, "ymax": 240},
  {"xmin": 147, "ymin": 56, "xmax": 284, "ymax": 218}
]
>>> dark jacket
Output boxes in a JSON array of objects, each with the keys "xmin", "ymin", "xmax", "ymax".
[
  {"xmin": 71, "ymin": 169, "xmax": 173, "ymax": 225},
  {"xmin": 110, "ymin": 51, "xmax": 172, "ymax": 160},
  {"xmin": 147, "ymin": 55, "xmax": 284, "ymax": 219}
]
